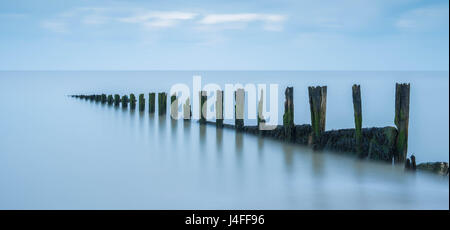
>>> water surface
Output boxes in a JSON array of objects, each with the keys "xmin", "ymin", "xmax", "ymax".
[{"xmin": 0, "ymin": 71, "xmax": 448, "ymax": 209}]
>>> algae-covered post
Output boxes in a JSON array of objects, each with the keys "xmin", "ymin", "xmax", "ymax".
[
  {"xmin": 216, "ymin": 90, "xmax": 224, "ymax": 128},
  {"xmin": 352, "ymin": 84, "xmax": 362, "ymax": 152},
  {"xmin": 394, "ymin": 83, "xmax": 410, "ymax": 164},
  {"xmin": 283, "ymin": 87, "xmax": 294, "ymax": 141},
  {"xmin": 258, "ymin": 89, "xmax": 266, "ymax": 130},
  {"xmin": 130, "ymin": 94, "xmax": 136, "ymax": 110},
  {"xmin": 235, "ymin": 89, "xmax": 245, "ymax": 130},
  {"xmin": 308, "ymin": 86, "xmax": 327, "ymax": 140},
  {"xmin": 139, "ymin": 94, "xmax": 145, "ymax": 111},
  {"xmin": 158, "ymin": 92, "xmax": 167, "ymax": 115},
  {"xmin": 101, "ymin": 94, "xmax": 107, "ymax": 104},
  {"xmin": 149, "ymin": 93, "xmax": 155, "ymax": 113},
  {"xmin": 121, "ymin": 95, "xmax": 129, "ymax": 107},
  {"xmin": 183, "ymin": 97, "xmax": 191, "ymax": 120},
  {"xmin": 170, "ymin": 94, "xmax": 178, "ymax": 119},
  {"xmin": 199, "ymin": 91, "xmax": 207, "ymax": 124},
  {"xmin": 114, "ymin": 94, "xmax": 121, "ymax": 106},
  {"xmin": 107, "ymin": 95, "xmax": 113, "ymax": 105}
]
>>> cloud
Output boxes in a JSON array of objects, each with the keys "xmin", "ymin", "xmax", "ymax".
[
  {"xmin": 118, "ymin": 11, "xmax": 197, "ymax": 28},
  {"xmin": 41, "ymin": 20, "xmax": 68, "ymax": 33},
  {"xmin": 395, "ymin": 4, "xmax": 449, "ymax": 31},
  {"xmin": 198, "ymin": 13, "xmax": 286, "ymax": 31}
]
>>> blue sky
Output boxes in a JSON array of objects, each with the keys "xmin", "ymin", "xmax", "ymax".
[{"xmin": 0, "ymin": 0, "xmax": 448, "ymax": 70}]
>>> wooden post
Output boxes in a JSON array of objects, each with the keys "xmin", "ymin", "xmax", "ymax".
[
  {"xmin": 114, "ymin": 94, "xmax": 121, "ymax": 106},
  {"xmin": 308, "ymin": 86, "xmax": 327, "ymax": 140},
  {"xmin": 199, "ymin": 91, "xmax": 207, "ymax": 124},
  {"xmin": 394, "ymin": 83, "xmax": 410, "ymax": 164},
  {"xmin": 101, "ymin": 94, "xmax": 107, "ymax": 104},
  {"xmin": 139, "ymin": 94, "xmax": 145, "ymax": 111},
  {"xmin": 258, "ymin": 89, "xmax": 266, "ymax": 130},
  {"xmin": 149, "ymin": 93, "xmax": 155, "ymax": 113},
  {"xmin": 216, "ymin": 90, "xmax": 223, "ymax": 128},
  {"xmin": 170, "ymin": 93, "xmax": 178, "ymax": 119},
  {"xmin": 283, "ymin": 87, "xmax": 294, "ymax": 141},
  {"xmin": 352, "ymin": 84, "xmax": 362, "ymax": 152},
  {"xmin": 183, "ymin": 97, "xmax": 191, "ymax": 120},
  {"xmin": 121, "ymin": 95, "xmax": 129, "ymax": 107},
  {"xmin": 107, "ymin": 95, "xmax": 113, "ymax": 105},
  {"xmin": 130, "ymin": 94, "xmax": 136, "ymax": 110},
  {"xmin": 235, "ymin": 89, "xmax": 245, "ymax": 130},
  {"xmin": 158, "ymin": 92, "xmax": 167, "ymax": 115}
]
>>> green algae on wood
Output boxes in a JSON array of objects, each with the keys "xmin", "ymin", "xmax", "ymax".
[
  {"xmin": 149, "ymin": 93, "xmax": 155, "ymax": 113},
  {"xmin": 129, "ymin": 94, "xmax": 136, "ymax": 110},
  {"xmin": 394, "ymin": 83, "xmax": 410, "ymax": 165},
  {"xmin": 121, "ymin": 95, "xmax": 129, "ymax": 107},
  {"xmin": 235, "ymin": 89, "xmax": 245, "ymax": 130},
  {"xmin": 158, "ymin": 92, "xmax": 167, "ymax": 115},
  {"xmin": 216, "ymin": 90, "xmax": 223, "ymax": 128},
  {"xmin": 170, "ymin": 93, "xmax": 178, "ymax": 119},
  {"xmin": 257, "ymin": 89, "xmax": 266, "ymax": 131},
  {"xmin": 101, "ymin": 94, "xmax": 107, "ymax": 104},
  {"xmin": 139, "ymin": 94, "xmax": 145, "ymax": 111},
  {"xmin": 283, "ymin": 87, "xmax": 294, "ymax": 141},
  {"xmin": 308, "ymin": 86, "xmax": 327, "ymax": 141},
  {"xmin": 114, "ymin": 94, "xmax": 121, "ymax": 106},
  {"xmin": 352, "ymin": 84, "xmax": 362, "ymax": 153},
  {"xmin": 107, "ymin": 95, "xmax": 113, "ymax": 105},
  {"xmin": 199, "ymin": 91, "xmax": 207, "ymax": 124},
  {"xmin": 183, "ymin": 97, "xmax": 191, "ymax": 120}
]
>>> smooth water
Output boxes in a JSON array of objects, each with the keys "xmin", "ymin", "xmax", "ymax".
[{"xmin": 0, "ymin": 71, "xmax": 448, "ymax": 209}]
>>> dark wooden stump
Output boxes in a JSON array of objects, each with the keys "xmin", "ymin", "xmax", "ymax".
[
  {"xmin": 170, "ymin": 94, "xmax": 178, "ymax": 119},
  {"xmin": 139, "ymin": 94, "xmax": 145, "ymax": 111},
  {"xmin": 216, "ymin": 90, "xmax": 223, "ymax": 128},
  {"xmin": 183, "ymin": 97, "xmax": 191, "ymax": 120},
  {"xmin": 352, "ymin": 84, "xmax": 362, "ymax": 153},
  {"xmin": 283, "ymin": 87, "xmax": 294, "ymax": 141},
  {"xmin": 235, "ymin": 89, "xmax": 245, "ymax": 130},
  {"xmin": 149, "ymin": 93, "xmax": 155, "ymax": 113},
  {"xmin": 130, "ymin": 94, "xmax": 136, "ymax": 110},
  {"xmin": 158, "ymin": 92, "xmax": 167, "ymax": 115},
  {"xmin": 394, "ymin": 83, "xmax": 410, "ymax": 164},
  {"xmin": 121, "ymin": 95, "xmax": 129, "ymax": 107},
  {"xmin": 114, "ymin": 94, "xmax": 121, "ymax": 106},
  {"xmin": 308, "ymin": 86, "xmax": 327, "ymax": 141},
  {"xmin": 199, "ymin": 91, "xmax": 207, "ymax": 124}
]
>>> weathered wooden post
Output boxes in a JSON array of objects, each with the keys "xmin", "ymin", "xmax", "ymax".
[
  {"xmin": 139, "ymin": 94, "xmax": 145, "ymax": 111},
  {"xmin": 101, "ymin": 94, "xmax": 107, "ymax": 104},
  {"xmin": 235, "ymin": 89, "xmax": 245, "ymax": 130},
  {"xmin": 170, "ymin": 94, "xmax": 178, "ymax": 119},
  {"xmin": 149, "ymin": 93, "xmax": 155, "ymax": 113},
  {"xmin": 158, "ymin": 92, "xmax": 167, "ymax": 115},
  {"xmin": 394, "ymin": 83, "xmax": 410, "ymax": 164},
  {"xmin": 95, "ymin": 95, "xmax": 101, "ymax": 102},
  {"xmin": 283, "ymin": 87, "xmax": 295, "ymax": 141},
  {"xmin": 199, "ymin": 91, "xmax": 207, "ymax": 124},
  {"xmin": 258, "ymin": 89, "xmax": 266, "ymax": 130},
  {"xmin": 308, "ymin": 86, "xmax": 327, "ymax": 140},
  {"xmin": 130, "ymin": 94, "xmax": 136, "ymax": 110},
  {"xmin": 183, "ymin": 97, "xmax": 191, "ymax": 120},
  {"xmin": 121, "ymin": 95, "xmax": 129, "ymax": 107},
  {"xmin": 114, "ymin": 94, "xmax": 121, "ymax": 106},
  {"xmin": 216, "ymin": 90, "xmax": 223, "ymax": 128},
  {"xmin": 107, "ymin": 95, "xmax": 113, "ymax": 105},
  {"xmin": 352, "ymin": 84, "xmax": 362, "ymax": 152}
]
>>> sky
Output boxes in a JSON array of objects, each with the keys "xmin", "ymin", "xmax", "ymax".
[{"xmin": 0, "ymin": 0, "xmax": 448, "ymax": 70}]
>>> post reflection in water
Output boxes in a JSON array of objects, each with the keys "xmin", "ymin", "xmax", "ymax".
[
  {"xmin": 199, "ymin": 124, "xmax": 206, "ymax": 152},
  {"xmin": 282, "ymin": 144, "xmax": 294, "ymax": 174},
  {"xmin": 216, "ymin": 128, "xmax": 223, "ymax": 154}
]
